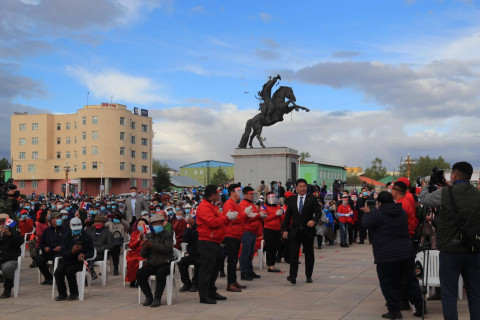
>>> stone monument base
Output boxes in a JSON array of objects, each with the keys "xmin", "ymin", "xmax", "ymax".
[{"xmin": 232, "ymin": 147, "xmax": 299, "ymax": 187}]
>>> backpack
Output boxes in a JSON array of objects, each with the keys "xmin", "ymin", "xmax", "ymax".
[{"xmin": 448, "ymin": 187, "xmax": 480, "ymax": 253}]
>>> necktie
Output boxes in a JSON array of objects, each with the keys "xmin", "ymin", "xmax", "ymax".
[{"xmin": 299, "ymin": 196, "xmax": 304, "ymax": 214}]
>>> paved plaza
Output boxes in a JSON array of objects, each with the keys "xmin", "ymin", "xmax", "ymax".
[{"xmin": 2, "ymin": 243, "xmax": 472, "ymax": 320}]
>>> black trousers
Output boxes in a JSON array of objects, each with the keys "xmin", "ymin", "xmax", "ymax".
[
  {"xmin": 54, "ymin": 260, "xmax": 83, "ymax": 296},
  {"xmin": 178, "ymin": 255, "xmax": 199, "ymax": 286},
  {"xmin": 376, "ymin": 259, "xmax": 423, "ymax": 313},
  {"xmin": 223, "ymin": 237, "xmax": 241, "ymax": 284},
  {"xmin": 289, "ymin": 231, "xmax": 315, "ymax": 279},
  {"xmin": 136, "ymin": 263, "xmax": 170, "ymax": 298},
  {"xmin": 197, "ymin": 240, "xmax": 221, "ymax": 299},
  {"xmin": 110, "ymin": 245, "xmax": 121, "ymax": 268},
  {"xmin": 263, "ymin": 228, "xmax": 280, "ymax": 267},
  {"xmin": 35, "ymin": 251, "xmax": 59, "ymax": 282}
]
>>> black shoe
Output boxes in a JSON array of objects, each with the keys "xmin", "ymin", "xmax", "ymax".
[
  {"xmin": 381, "ymin": 310, "xmax": 403, "ymax": 319},
  {"xmin": 287, "ymin": 276, "xmax": 296, "ymax": 284},
  {"xmin": 211, "ymin": 292, "xmax": 227, "ymax": 300},
  {"xmin": 150, "ymin": 297, "xmax": 161, "ymax": 307},
  {"xmin": 113, "ymin": 268, "xmax": 119, "ymax": 276},
  {"xmin": 200, "ymin": 296, "xmax": 217, "ymax": 304},
  {"xmin": 143, "ymin": 296, "xmax": 153, "ymax": 306},
  {"xmin": 427, "ymin": 293, "xmax": 440, "ymax": 300},
  {"xmin": 344, "ymin": 243, "xmax": 350, "ymax": 247},
  {"xmin": 0, "ymin": 275, "xmax": 4, "ymax": 283},
  {"xmin": 41, "ymin": 280, "xmax": 53, "ymax": 285},
  {"xmin": 29, "ymin": 262, "xmax": 37, "ymax": 268},
  {"xmin": 67, "ymin": 294, "xmax": 78, "ymax": 301},
  {"xmin": 268, "ymin": 268, "xmax": 281, "ymax": 273},
  {"xmin": 55, "ymin": 294, "xmax": 67, "ymax": 301},
  {"xmin": 189, "ymin": 285, "xmax": 198, "ymax": 292},
  {"xmin": 358, "ymin": 241, "xmax": 365, "ymax": 244},
  {"xmin": 413, "ymin": 307, "xmax": 427, "ymax": 317},
  {"xmin": 219, "ymin": 270, "xmax": 225, "ymax": 278},
  {"xmin": 129, "ymin": 281, "xmax": 137, "ymax": 288},
  {"xmin": 90, "ymin": 270, "xmax": 98, "ymax": 280},
  {"xmin": 306, "ymin": 277, "xmax": 313, "ymax": 283},
  {"xmin": 241, "ymin": 274, "xmax": 253, "ymax": 281},
  {"xmin": 249, "ymin": 272, "xmax": 261, "ymax": 279},
  {"xmin": 180, "ymin": 284, "xmax": 191, "ymax": 292},
  {"xmin": 0, "ymin": 289, "xmax": 12, "ymax": 299}
]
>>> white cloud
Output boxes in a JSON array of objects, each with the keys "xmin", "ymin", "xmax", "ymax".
[
  {"xmin": 67, "ymin": 66, "xmax": 169, "ymax": 104},
  {"xmin": 259, "ymin": 12, "xmax": 272, "ymax": 23}
]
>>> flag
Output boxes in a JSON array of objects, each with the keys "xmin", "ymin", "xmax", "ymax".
[
  {"xmin": 5, "ymin": 217, "xmax": 16, "ymax": 228},
  {"xmin": 80, "ymin": 201, "xmax": 90, "ymax": 210},
  {"xmin": 262, "ymin": 204, "xmax": 267, "ymax": 211}
]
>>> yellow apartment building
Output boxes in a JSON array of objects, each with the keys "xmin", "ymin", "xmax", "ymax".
[
  {"xmin": 346, "ymin": 166, "xmax": 363, "ymax": 176},
  {"xmin": 11, "ymin": 104, "xmax": 153, "ymax": 196}
]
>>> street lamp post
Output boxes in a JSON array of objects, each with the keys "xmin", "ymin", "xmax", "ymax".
[{"xmin": 64, "ymin": 162, "xmax": 71, "ymax": 197}]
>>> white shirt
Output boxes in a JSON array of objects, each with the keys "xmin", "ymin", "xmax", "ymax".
[
  {"xmin": 131, "ymin": 197, "xmax": 137, "ymax": 213},
  {"xmin": 297, "ymin": 194, "xmax": 306, "ymax": 212}
]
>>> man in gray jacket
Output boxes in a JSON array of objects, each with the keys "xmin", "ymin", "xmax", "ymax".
[{"xmin": 123, "ymin": 187, "xmax": 149, "ymax": 226}]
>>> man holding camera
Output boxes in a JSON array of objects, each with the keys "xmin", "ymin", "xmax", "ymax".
[{"xmin": 419, "ymin": 161, "xmax": 480, "ymax": 320}]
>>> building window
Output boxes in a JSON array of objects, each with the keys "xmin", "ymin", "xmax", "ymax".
[
  {"xmin": 16, "ymin": 165, "xmax": 22, "ymax": 173},
  {"xmin": 66, "ymin": 122, "xmax": 71, "ymax": 130},
  {"xmin": 19, "ymin": 152, "xmax": 26, "ymax": 159},
  {"xmin": 120, "ymin": 147, "xmax": 125, "ymax": 155},
  {"xmin": 199, "ymin": 170, "xmax": 203, "ymax": 174},
  {"xmin": 92, "ymin": 131, "xmax": 98, "ymax": 140},
  {"xmin": 28, "ymin": 164, "xmax": 35, "ymax": 173},
  {"xmin": 82, "ymin": 162, "xmax": 86, "ymax": 170},
  {"xmin": 131, "ymin": 179, "xmax": 136, "ymax": 188},
  {"xmin": 141, "ymin": 138, "xmax": 147, "ymax": 146},
  {"xmin": 131, "ymin": 136, "xmax": 135, "ymax": 144},
  {"xmin": 18, "ymin": 181, "xmax": 25, "ymax": 189},
  {"xmin": 54, "ymin": 165, "xmax": 60, "ymax": 173},
  {"xmin": 32, "ymin": 180, "xmax": 38, "ymax": 189},
  {"xmin": 56, "ymin": 152, "xmax": 61, "ymax": 159},
  {"xmin": 92, "ymin": 161, "xmax": 98, "ymax": 170},
  {"xmin": 19, "ymin": 123, "xmax": 26, "ymax": 131},
  {"xmin": 82, "ymin": 116, "xmax": 86, "ymax": 125},
  {"xmin": 142, "ymin": 166, "xmax": 148, "ymax": 173},
  {"xmin": 32, "ymin": 123, "xmax": 38, "ymax": 130},
  {"xmin": 131, "ymin": 164, "xmax": 136, "ymax": 172},
  {"xmin": 73, "ymin": 165, "xmax": 77, "ymax": 172},
  {"xmin": 82, "ymin": 147, "xmax": 86, "ymax": 155},
  {"xmin": 74, "ymin": 151, "xmax": 77, "ymax": 158},
  {"xmin": 142, "ymin": 152, "xmax": 148, "ymax": 160},
  {"xmin": 142, "ymin": 124, "xmax": 148, "ymax": 132},
  {"xmin": 32, "ymin": 137, "xmax": 38, "ymax": 145},
  {"xmin": 92, "ymin": 146, "xmax": 98, "ymax": 155},
  {"xmin": 131, "ymin": 121, "xmax": 136, "ymax": 129},
  {"xmin": 32, "ymin": 151, "xmax": 38, "ymax": 159},
  {"xmin": 66, "ymin": 151, "xmax": 70, "ymax": 159},
  {"xmin": 120, "ymin": 117, "xmax": 125, "ymax": 125},
  {"xmin": 57, "ymin": 123, "xmax": 61, "ymax": 130},
  {"xmin": 120, "ymin": 162, "xmax": 125, "ymax": 170},
  {"xmin": 120, "ymin": 132, "xmax": 125, "ymax": 140},
  {"xmin": 131, "ymin": 150, "xmax": 136, "ymax": 158},
  {"xmin": 57, "ymin": 137, "xmax": 61, "ymax": 145},
  {"xmin": 185, "ymin": 170, "xmax": 188, "ymax": 175},
  {"xmin": 194, "ymin": 170, "xmax": 198, "ymax": 174},
  {"xmin": 74, "ymin": 136, "xmax": 77, "ymax": 144},
  {"xmin": 82, "ymin": 131, "xmax": 86, "ymax": 140},
  {"xmin": 92, "ymin": 116, "xmax": 98, "ymax": 124},
  {"xmin": 66, "ymin": 137, "xmax": 71, "ymax": 144},
  {"xmin": 142, "ymin": 179, "xmax": 149, "ymax": 188},
  {"xmin": 74, "ymin": 122, "xmax": 77, "ymax": 129},
  {"xmin": 19, "ymin": 138, "xmax": 26, "ymax": 145}
]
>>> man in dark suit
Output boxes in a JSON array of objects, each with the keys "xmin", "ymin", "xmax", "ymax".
[{"xmin": 282, "ymin": 179, "xmax": 322, "ymax": 284}]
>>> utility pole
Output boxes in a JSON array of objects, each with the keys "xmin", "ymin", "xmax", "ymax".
[{"xmin": 401, "ymin": 154, "xmax": 416, "ymax": 180}]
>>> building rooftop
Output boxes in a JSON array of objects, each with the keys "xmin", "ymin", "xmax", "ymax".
[
  {"xmin": 170, "ymin": 175, "xmax": 204, "ymax": 187},
  {"xmin": 300, "ymin": 160, "xmax": 346, "ymax": 169},
  {"xmin": 180, "ymin": 160, "xmax": 234, "ymax": 168}
]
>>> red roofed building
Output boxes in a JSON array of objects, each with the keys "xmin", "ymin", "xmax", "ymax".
[{"xmin": 358, "ymin": 176, "xmax": 386, "ymax": 187}]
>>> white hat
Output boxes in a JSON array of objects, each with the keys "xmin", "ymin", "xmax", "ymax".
[
  {"xmin": 141, "ymin": 210, "xmax": 149, "ymax": 217},
  {"xmin": 70, "ymin": 218, "xmax": 83, "ymax": 231}
]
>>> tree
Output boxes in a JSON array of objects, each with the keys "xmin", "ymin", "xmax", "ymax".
[
  {"xmin": 363, "ymin": 157, "xmax": 388, "ymax": 181},
  {"xmin": 0, "ymin": 158, "xmax": 11, "ymax": 182},
  {"xmin": 399, "ymin": 155, "xmax": 451, "ymax": 182},
  {"xmin": 210, "ymin": 167, "xmax": 230, "ymax": 186},
  {"xmin": 300, "ymin": 151, "xmax": 311, "ymax": 161},
  {"xmin": 153, "ymin": 160, "xmax": 171, "ymax": 192},
  {"xmin": 346, "ymin": 174, "xmax": 362, "ymax": 186}
]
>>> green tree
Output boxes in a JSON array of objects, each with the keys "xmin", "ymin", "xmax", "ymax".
[
  {"xmin": 300, "ymin": 151, "xmax": 311, "ymax": 161},
  {"xmin": 346, "ymin": 174, "xmax": 362, "ymax": 186},
  {"xmin": 0, "ymin": 158, "xmax": 11, "ymax": 182},
  {"xmin": 210, "ymin": 167, "xmax": 230, "ymax": 186},
  {"xmin": 363, "ymin": 157, "xmax": 388, "ymax": 181},
  {"xmin": 400, "ymin": 155, "xmax": 451, "ymax": 182},
  {"xmin": 153, "ymin": 160, "xmax": 171, "ymax": 192}
]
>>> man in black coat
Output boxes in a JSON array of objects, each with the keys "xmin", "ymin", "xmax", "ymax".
[
  {"xmin": 363, "ymin": 191, "xmax": 425, "ymax": 319},
  {"xmin": 282, "ymin": 179, "xmax": 322, "ymax": 284},
  {"xmin": 0, "ymin": 213, "xmax": 24, "ymax": 298},
  {"xmin": 178, "ymin": 215, "xmax": 199, "ymax": 292}
]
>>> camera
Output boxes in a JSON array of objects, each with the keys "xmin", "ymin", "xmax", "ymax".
[
  {"xmin": 366, "ymin": 199, "xmax": 376, "ymax": 210},
  {"xmin": 416, "ymin": 167, "xmax": 446, "ymax": 192},
  {"xmin": 0, "ymin": 179, "xmax": 18, "ymax": 198}
]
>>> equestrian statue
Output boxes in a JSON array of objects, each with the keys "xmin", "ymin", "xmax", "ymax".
[{"xmin": 238, "ymin": 74, "xmax": 310, "ymax": 148}]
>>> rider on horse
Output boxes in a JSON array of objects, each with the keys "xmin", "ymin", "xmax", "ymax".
[{"xmin": 258, "ymin": 74, "xmax": 281, "ymax": 124}]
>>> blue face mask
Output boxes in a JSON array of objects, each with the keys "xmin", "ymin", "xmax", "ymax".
[
  {"xmin": 56, "ymin": 219, "xmax": 63, "ymax": 226},
  {"xmin": 362, "ymin": 192, "xmax": 368, "ymax": 196},
  {"xmin": 24, "ymin": 206, "xmax": 30, "ymax": 210},
  {"xmin": 51, "ymin": 205, "xmax": 56, "ymax": 210},
  {"xmin": 72, "ymin": 229, "xmax": 81, "ymax": 235},
  {"xmin": 153, "ymin": 225, "xmax": 163, "ymax": 233},
  {"xmin": 107, "ymin": 205, "xmax": 111, "ymax": 209},
  {"xmin": 90, "ymin": 210, "xmax": 97, "ymax": 215},
  {"xmin": 185, "ymin": 209, "xmax": 191, "ymax": 214},
  {"xmin": 113, "ymin": 218, "xmax": 120, "ymax": 223},
  {"xmin": 62, "ymin": 215, "xmax": 68, "ymax": 220},
  {"xmin": 137, "ymin": 226, "xmax": 144, "ymax": 232},
  {"xmin": 67, "ymin": 206, "xmax": 71, "ymax": 210},
  {"xmin": 112, "ymin": 206, "xmax": 117, "ymax": 209},
  {"xmin": 100, "ymin": 206, "xmax": 106, "ymax": 211},
  {"xmin": 21, "ymin": 214, "xmax": 28, "ymax": 219}
]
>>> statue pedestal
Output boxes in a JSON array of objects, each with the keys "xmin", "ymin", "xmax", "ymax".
[{"xmin": 231, "ymin": 147, "xmax": 299, "ymax": 186}]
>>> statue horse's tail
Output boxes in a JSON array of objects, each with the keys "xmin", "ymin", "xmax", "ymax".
[{"xmin": 238, "ymin": 118, "xmax": 253, "ymax": 148}]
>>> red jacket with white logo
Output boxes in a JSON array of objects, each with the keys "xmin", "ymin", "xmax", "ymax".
[
  {"xmin": 196, "ymin": 199, "xmax": 228, "ymax": 244},
  {"xmin": 223, "ymin": 199, "xmax": 245, "ymax": 239},
  {"xmin": 240, "ymin": 199, "xmax": 262, "ymax": 234},
  {"xmin": 260, "ymin": 204, "xmax": 282, "ymax": 231}
]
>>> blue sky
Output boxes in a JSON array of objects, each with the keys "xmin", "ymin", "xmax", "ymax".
[{"xmin": 2, "ymin": 0, "xmax": 480, "ymax": 170}]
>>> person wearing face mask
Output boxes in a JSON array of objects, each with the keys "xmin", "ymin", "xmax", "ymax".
[
  {"xmin": 356, "ymin": 187, "xmax": 374, "ymax": 244},
  {"xmin": 84, "ymin": 214, "xmax": 114, "ymax": 280},
  {"xmin": 337, "ymin": 195, "xmax": 354, "ymax": 248},
  {"xmin": 178, "ymin": 215, "xmax": 200, "ymax": 292},
  {"xmin": 172, "ymin": 209, "xmax": 187, "ymax": 250},
  {"xmin": 0, "ymin": 213, "xmax": 24, "ymax": 298},
  {"xmin": 137, "ymin": 214, "xmax": 174, "ymax": 308},
  {"xmin": 35, "ymin": 211, "xmax": 67, "ymax": 285},
  {"xmin": 54, "ymin": 217, "xmax": 94, "ymax": 301},
  {"xmin": 18, "ymin": 209, "xmax": 34, "ymax": 237},
  {"xmin": 260, "ymin": 192, "xmax": 283, "ymax": 272},
  {"xmin": 105, "ymin": 212, "xmax": 130, "ymax": 276},
  {"xmin": 123, "ymin": 187, "xmax": 149, "ymax": 227},
  {"xmin": 125, "ymin": 218, "xmax": 150, "ymax": 288}
]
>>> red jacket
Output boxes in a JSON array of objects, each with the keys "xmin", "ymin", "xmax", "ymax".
[
  {"xmin": 396, "ymin": 195, "xmax": 417, "ymax": 237},
  {"xmin": 337, "ymin": 204, "xmax": 353, "ymax": 224},
  {"xmin": 172, "ymin": 218, "xmax": 187, "ymax": 249},
  {"xmin": 240, "ymin": 199, "xmax": 262, "ymax": 234},
  {"xmin": 19, "ymin": 218, "xmax": 34, "ymax": 237},
  {"xmin": 261, "ymin": 204, "xmax": 282, "ymax": 231},
  {"xmin": 196, "ymin": 199, "xmax": 228, "ymax": 244},
  {"xmin": 223, "ymin": 199, "xmax": 245, "ymax": 239}
]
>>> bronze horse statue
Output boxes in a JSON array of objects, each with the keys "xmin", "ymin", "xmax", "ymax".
[{"xmin": 238, "ymin": 85, "xmax": 310, "ymax": 148}]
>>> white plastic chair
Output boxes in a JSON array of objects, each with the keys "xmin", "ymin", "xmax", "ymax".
[
  {"xmin": 122, "ymin": 248, "xmax": 131, "ymax": 286},
  {"xmin": 258, "ymin": 239, "xmax": 265, "ymax": 270},
  {"xmin": 180, "ymin": 242, "xmax": 187, "ymax": 256},
  {"xmin": 94, "ymin": 249, "xmax": 109, "ymax": 286},
  {"xmin": 11, "ymin": 256, "xmax": 21, "ymax": 297},
  {"xmin": 137, "ymin": 248, "xmax": 182, "ymax": 305},
  {"xmin": 21, "ymin": 226, "xmax": 35, "ymax": 258},
  {"xmin": 37, "ymin": 249, "xmax": 55, "ymax": 283}
]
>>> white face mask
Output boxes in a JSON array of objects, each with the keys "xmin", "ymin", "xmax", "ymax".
[
  {"xmin": 131, "ymin": 192, "xmax": 136, "ymax": 198},
  {"xmin": 57, "ymin": 205, "xmax": 63, "ymax": 209}
]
